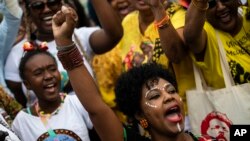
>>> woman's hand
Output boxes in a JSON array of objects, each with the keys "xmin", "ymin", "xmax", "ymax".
[{"xmin": 52, "ymin": 5, "xmax": 78, "ymax": 46}]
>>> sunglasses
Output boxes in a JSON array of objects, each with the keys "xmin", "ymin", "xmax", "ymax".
[
  {"xmin": 208, "ymin": 0, "xmax": 232, "ymax": 9},
  {"xmin": 29, "ymin": 0, "xmax": 62, "ymax": 11}
]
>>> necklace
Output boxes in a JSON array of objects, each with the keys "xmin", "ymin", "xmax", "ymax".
[{"xmin": 35, "ymin": 93, "xmax": 66, "ymax": 140}]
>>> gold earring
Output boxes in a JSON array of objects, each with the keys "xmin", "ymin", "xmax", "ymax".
[{"xmin": 139, "ymin": 119, "xmax": 148, "ymax": 129}]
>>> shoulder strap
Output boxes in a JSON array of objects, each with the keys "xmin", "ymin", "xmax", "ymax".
[{"xmin": 215, "ymin": 31, "xmax": 235, "ymax": 87}]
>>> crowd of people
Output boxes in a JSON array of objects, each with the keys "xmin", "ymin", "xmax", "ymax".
[{"xmin": 0, "ymin": 0, "xmax": 249, "ymax": 140}]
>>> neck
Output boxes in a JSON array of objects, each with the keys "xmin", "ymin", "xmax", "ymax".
[
  {"xmin": 36, "ymin": 32, "xmax": 54, "ymax": 42},
  {"xmin": 230, "ymin": 14, "xmax": 243, "ymax": 36},
  {"xmin": 37, "ymin": 95, "xmax": 62, "ymax": 114},
  {"xmin": 138, "ymin": 10, "xmax": 154, "ymax": 34}
]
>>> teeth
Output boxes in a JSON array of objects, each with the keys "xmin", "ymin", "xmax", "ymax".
[
  {"xmin": 43, "ymin": 16, "xmax": 52, "ymax": 21},
  {"xmin": 46, "ymin": 84, "xmax": 54, "ymax": 88},
  {"xmin": 170, "ymin": 107, "xmax": 177, "ymax": 110}
]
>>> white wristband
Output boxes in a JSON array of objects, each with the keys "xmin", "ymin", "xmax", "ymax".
[{"xmin": 56, "ymin": 42, "xmax": 76, "ymax": 51}]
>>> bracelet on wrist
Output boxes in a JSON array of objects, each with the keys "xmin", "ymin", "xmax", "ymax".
[
  {"xmin": 57, "ymin": 46, "xmax": 83, "ymax": 71},
  {"xmin": 56, "ymin": 42, "xmax": 75, "ymax": 51},
  {"xmin": 154, "ymin": 14, "xmax": 170, "ymax": 29}
]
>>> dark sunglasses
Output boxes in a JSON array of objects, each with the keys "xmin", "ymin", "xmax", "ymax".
[
  {"xmin": 208, "ymin": 0, "xmax": 232, "ymax": 9},
  {"xmin": 29, "ymin": 0, "xmax": 62, "ymax": 11}
]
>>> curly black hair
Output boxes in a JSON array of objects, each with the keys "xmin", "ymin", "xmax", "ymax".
[
  {"xmin": 19, "ymin": 49, "xmax": 57, "ymax": 80},
  {"xmin": 115, "ymin": 63, "xmax": 177, "ymax": 121}
]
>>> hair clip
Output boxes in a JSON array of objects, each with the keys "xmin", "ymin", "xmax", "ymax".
[
  {"xmin": 23, "ymin": 41, "xmax": 49, "ymax": 52},
  {"xmin": 23, "ymin": 41, "xmax": 35, "ymax": 51},
  {"xmin": 39, "ymin": 42, "xmax": 48, "ymax": 51}
]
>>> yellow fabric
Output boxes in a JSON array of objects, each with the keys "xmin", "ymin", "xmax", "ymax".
[
  {"xmin": 92, "ymin": 47, "xmax": 122, "ymax": 108},
  {"xmin": 190, "ymin": 6, "xmax": 250, "ymax": 88},
  {"xmin": 172, "ymin": 55, "xmax": 195, "ymax": 115},
  {"xmin": 0, "ymin": 85, "xmax": 22, "ymax": 125},
  {"xmin": 92, "ymin": 3, "xmax": 192, "ymax": 118}
]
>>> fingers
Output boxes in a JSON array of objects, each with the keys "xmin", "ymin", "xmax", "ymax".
[
  {"xmin": 52, "ymin": 5, "xmax": 78, "ymax": 29},
  {"xmin": 61, "ymin": 6, "xmax": 78, "ymax": 27},
  {"xmin": 53, "ymin": 10, "xmax": 65, "ymax": 26}
]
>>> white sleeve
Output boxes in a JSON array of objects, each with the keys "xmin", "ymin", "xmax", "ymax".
[
  {"xmin": 73, "ymin": 26, "xmax": 100, "ymax": 60},
  {"xmin": 4, "ymin": 41, "xmax": 25, "ymax": 82},
  {"xmin": 11, "ymin": 112, "xmax": 23, "ymax": 140},
  {"xmin": 68, "ymin": 95, "xmax": 93, "ymax": 129},
  {"xmin": 3, "ymin": 0, "xmax": 22, "ymax": 18}
]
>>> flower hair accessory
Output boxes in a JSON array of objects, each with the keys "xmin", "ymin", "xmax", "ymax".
[
  {"xmin": 23, "ymin": 42, "xmax": 34, "ymax": 51},
  {"xmin": 23, "ymin": 41, "xmax": 48, "ymax": 52},
  {"xmin": 39, "ymin": 42, "xmax": 48, "ymax": 51}
]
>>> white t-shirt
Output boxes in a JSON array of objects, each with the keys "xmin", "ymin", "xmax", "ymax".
[
  {"xmin": 12, "ymin": 94, "xmax": 93, "ymax": 141},
  {"xmin": 4, "ymin": 27, "xmax": 99, "ymax": 106},
  {"xmin": 0, "ymin": 115, "xmax": 21, "ymax": 141}
]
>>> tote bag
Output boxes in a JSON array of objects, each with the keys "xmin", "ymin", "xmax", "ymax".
[{"xmin": 186, "ymin": 32, "xmax": 250, "ymax": 140}]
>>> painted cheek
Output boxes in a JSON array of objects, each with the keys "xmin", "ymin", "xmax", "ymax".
[{"xmin": 145, "ymin": 102, "xmax": 157, "ymax": 108}]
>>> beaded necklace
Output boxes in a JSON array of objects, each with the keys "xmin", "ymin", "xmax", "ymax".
[{"xmin": 35, "ymin": 93, "xmax": 66, "ymax": 140}]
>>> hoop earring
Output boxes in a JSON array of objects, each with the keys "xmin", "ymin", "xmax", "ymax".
[{"xmin": 139, "ymin": 119, "xmax": 148, "ymax": 129}]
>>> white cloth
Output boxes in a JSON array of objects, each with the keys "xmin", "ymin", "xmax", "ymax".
[
  {"xmin": 0, "ymin": 0, "xmax": 22, "ymax": 96},
  {"xmin": 12, "ymin": 95, "xmax": 93, "ymax": 141},
  {"xmin": 4, "ymin": 27, "xmax": 99, "ymax": 106},
  {"xmin": 3, "ymin": 0, "xmax": 22, "ymax": 18},
  {"xmin": 0, "ymin": 115, "xmax": 20, "ymax": 141}
]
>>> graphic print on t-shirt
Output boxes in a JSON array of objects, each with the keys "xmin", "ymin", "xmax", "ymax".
[{"xmin": 37, "ymin": 129, "xmax": 82, "ymax": 141}]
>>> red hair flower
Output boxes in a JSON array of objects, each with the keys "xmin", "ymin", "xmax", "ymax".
[
  {"xmin": 39, "ymin": 42, "xmax": 48, "ymax": 51},
  {"xmin": 23, "ymin": 42, "xmax": 35, "ymax": 51}
]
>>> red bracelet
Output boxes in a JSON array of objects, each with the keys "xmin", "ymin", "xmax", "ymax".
[
  {"xmin": 154, "ymin": 14, "xmax": 170, "ymax": 29},
  {"xmin": 57, "ymin": 46, "xmax": 83, "ymax": 71}
]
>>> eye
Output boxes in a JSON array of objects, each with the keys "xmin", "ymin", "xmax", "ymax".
[
  {"xmin": 147, "ymin": 90, "xmax": 161, "ymax": 100},
  {"xmin": 48, "ymin": 65, "xmax": 57, "ymax": 71},
  {"xmin": 30, "ymin": 1, "xmax": 44, "ymax": 10},
  {"xmin": 34, "ymin": 70, "xmax": 43, "ymax": 76},
  {"xmin": 165, "ymin": 86, "xmax": 177, "ymax": 94}
]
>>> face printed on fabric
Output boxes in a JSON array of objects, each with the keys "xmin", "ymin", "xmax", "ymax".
[
  {"xmin": 28, "ymin": 0, "xmax": 62, "ymax": 34},
  {"xmin": 206, "ymin": 0, "xmax": 240, "ymax": 33},
  {"xmin": 207, "ymin": 119, "xmax": 230, "ymax": 141},
  {"xmin": 140, "ymin": 78, "xmax": 185, "ymax": 135},
  {"xmin": 201, "ymin": 111, "xmax": 232, "ymax": 141},
  {"xmin": 108, "ymin": 0, "xmax": 134, "ymax": 19},
  {"xmin": 23, "ymin": 54, "xmax": 61, "ymax": 102}
]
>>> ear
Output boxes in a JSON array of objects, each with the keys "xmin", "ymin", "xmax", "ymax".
[
  {"xmin": 23, "ymin": 80, "xmax": 32, "ymax": 90},
  {"xmin": 135, "ymin": 111, "xmax": 145, "ymax": 121}
]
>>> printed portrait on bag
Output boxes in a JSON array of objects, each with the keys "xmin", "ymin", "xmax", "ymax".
[{"xmin": 201, "ymin": 111, "xmax": 233, "ymax": 141}]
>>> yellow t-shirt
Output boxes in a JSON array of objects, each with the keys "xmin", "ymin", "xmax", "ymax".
[
  {"xmin": 191, "ymin": 6, "xmax": 250, "ymax": 88},
  {"xmin": 92, "ymin": 3, "xmax": 193, "ymax": 116}
]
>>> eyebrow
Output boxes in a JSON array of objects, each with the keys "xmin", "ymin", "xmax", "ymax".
[{"xmin": 145, "ymin": 83, "xmax": 170, "ymax": 98}]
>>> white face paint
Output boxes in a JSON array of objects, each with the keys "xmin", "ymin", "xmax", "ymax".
[
  {"xmin": 145, "ymin": 83, "xmax": 169, "ymax": 98},
  {"xmin": 144, "ymin": 82, "xmax": 175, "ymax": 109},
  {"xmin": 177, "ymin": 123, "xmax": 181, "ymax": 132},
  {"xmin": 145, "ymin": 102, "xmax": 157, "ymax": 108}
]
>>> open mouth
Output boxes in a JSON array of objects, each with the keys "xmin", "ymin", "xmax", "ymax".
[
  {"xmin": 217, "ymin": 10, "xmax": 231, "ymax": 23},
  {"xmin": 42, "ymin": 16, "xmax": 53, "ymax": 25},
  {"xmin": 44, "ymin": 83, "xmax": 57, "ymax": 93},
  {"xmin": 117, "ymin": 2, "xmax": 131, "ymax": 16},
  {"xmin": 164, "ymin": 105, "xmax": 182, "ymax": 123}
]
